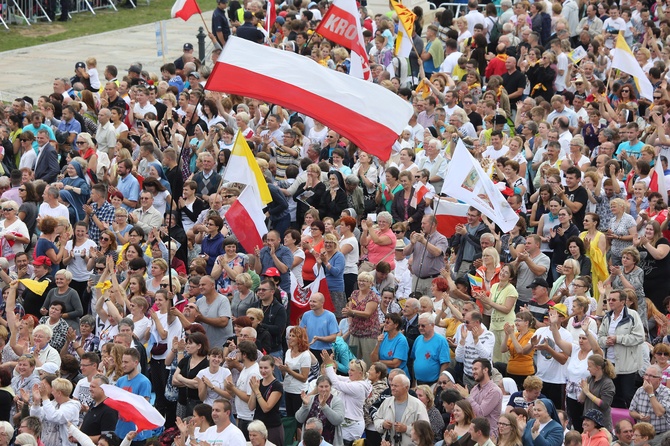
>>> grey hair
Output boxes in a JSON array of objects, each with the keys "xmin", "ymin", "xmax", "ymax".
[
  {"xmin": 247, "ymin": 420, "xmax": 268, "ymax": 438},
  {"xmin": 0, "ymin": 421, "xmax": 13, "ymax": 437},
  {"xmin": 15, "ymin": 433, "xmax": 38, "ymax": 446},
  {"xmin": 418, "ymin": 312, "xmax": 436, "ymax": 324},
  {"xmin": 377, "ymin": 211, "xmax": 393, "ymax": 224},
  {"xmin": 393, "ymin": 373, "xmax": 411, "ymax": 387},
  {"xmin": 305, "ymin": 418, "xmax": 323, "ymax": 432}
]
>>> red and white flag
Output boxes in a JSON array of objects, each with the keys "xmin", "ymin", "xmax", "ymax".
[
  {"xmin": 266, "ymin": 0, "xmax": 276, "ymax": 36},
  {"xmin": 650, "ymin": 155, "xmax": 668, "ymax": 201},
  {"xmin": 315, "ymin": 0, "xmax": 370, "ymax": 80},
  {"xmin": 289, "ymin": 266, "xmax": 335, "ymax": 325},
  {"xmin": 101, "ymin": 384, "xmax": 165, "ymax": 432},
  {"xmin": 226, "ymin": 185, "xmax": 269, "ymax": 254},
  {"xmin": 171, "ymin": 0, "xmax": 201, "ymax": 21},
  {"xmin": 205, "ymin": 37, "xmax": 412, "ymax": 161},
  {"xmin": 434, "ymin": 200, "xmax": 469, "ymax": 238},
  {"xmin": 410, "ymin": 183, "xmax": 429, "ymax": 209}
]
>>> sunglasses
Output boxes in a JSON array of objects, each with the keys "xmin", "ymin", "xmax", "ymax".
[
  {"xmin": 18, "ymin": 188, "xmax": 25, "ymax": 192},
  {"xmin": 100, "ymin": 237, "xmax": 111, "ymax": 242},
  {"xmin": 75, "ymin": 141, "xmax": 87, "ymax": 145},
  {"xmin": 2, "ymin": 208, "xmax": 13, "ymax": 212},
  {"xmin": 95, "ymin": 267, "xmax": 105, "ymax": 272},
  {"xmin": 393, "ymin": 230, "xmax": 403, "ymax": 234},
  {"xmin": 160, "ymin": 284, "xmax": 169, "ymax": 288}
]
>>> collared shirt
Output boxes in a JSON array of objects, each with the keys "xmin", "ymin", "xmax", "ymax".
[
  {"xmin": 58, "ymin": 118, "xmax": 82, "ymax": 150},
  {"xmin": 90, "ymin": 201, "xmax": 116, "ymax": 244},
  {"xmin": 468, "ymin": 380, "xmax": 503, "ymax": 437},
  {"xmin": 95, "ymin": 121, "xmax": 117, "ymax": 153},
  {"xmin": 117, "ymin": 173, "xmax": 140, "ymax": 212},
  {"xmin": 630, "ymin": 384, "xmax": 670, "ymax": 434},
  {"xmin": 131, "ymin": 206, "xmax": 164, "ymax": 234},
  {"xmin": 406, "ymin": 230, "xmax": 448, "ymax": 277}
]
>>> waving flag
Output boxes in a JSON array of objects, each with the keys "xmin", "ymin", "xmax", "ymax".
[
  {"xmin": 171, "ymin": 0, "xmax": 201, "ymax": 21},
  {"xmin": 611, "ymin": 32, "xmax": 654, "ymax": 100},
  {"xmin": 315, "ymin": 0, "xmax": 370, "ymax": 80},
  {"xmin": 390, "ymin": 0, "xmax": 416, "ymax": 58},
  {"xmin": 223, "ymin": 131, "xmax": 272, "ymax": 205},
  {"xmin": 101, "ymin": 385, "xmax": 165, "ymax": 432},
  {"xmin": 206, "ymin": 37, "xmax": 413, "ymax": 161},
  {"xmin": 19, "ymin": 279, "xmax": 49, "ymax": 296},
  {"xmin": 289, "ymin": 266, "xmax": 334, "ymax": 325},
  {"xmin": 442, "ymin": 140, "xmax": 519, "ymax": 233},
  {"xmin": 434, "ymin": 200, "xmax": 469, "ymax": 237},
  {"xmin": 410, "ymin": 183, "xmax": 429, "ymax": 208},
  {"xmin": 266, "ymin": 0, "xmax": 276, "ymax": 36},
  {"xmin": 226, "ymin": 185, "xmax": 268, "ymax": 254}
]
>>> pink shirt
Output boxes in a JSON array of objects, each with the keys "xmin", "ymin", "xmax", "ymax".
[{"xmin": 366, "ymin": 228, "xmax": 397, "ymax": 270}]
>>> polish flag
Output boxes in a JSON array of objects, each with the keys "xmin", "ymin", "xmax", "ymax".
[
  {"xmin": 410, "ymin": 183, "xmax": 429, "ymax": 208},
  {"xmin": 101, "ymin": 384, "xmax": 165, "ymax": 432},
  {"xmin": 434, "ymin": 200, "xmax": 469, "ymax": 238},
  {"xmin": 266, "ymin": 0, "xmax": 276, "ymax": 36},
  {"xmin": 205, "ymin": 37, "xmax": 413, "ymax": 161},
  {"xmin": 315, "ymin": 0, "xmax": 371, "ymax": 80},
  {"xmin": 171, "ymin": 0, "xmax": 201, "ymax": 21},
  {"xmin": 226, "ymin": 185, "xmax": 269, "ymax": 254},
  {"xmin": 289, "ymin": 266, "xmax": 335, "ymax": 325}
]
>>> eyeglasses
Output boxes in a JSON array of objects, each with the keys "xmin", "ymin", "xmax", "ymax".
[
  {"xmin": 160, "ymin": 284, "xmax": 169, "ymax": 288},
  {"xmin": 257, "ymin": 288, "xmax": 271, "ymax": 292},
  {"xmin": 75, "ymin": 141, "xmax": 87, "ymax": 145},
  {"xmin": 80, "ymin": 362, "xmax": 94, "ymax": 367},
  {"xmin": 95, "ymin": 267, "xmax": 105, "ymax": 272},
  {"xmin": 223, "ymin": 194, "xmax": 234, "ymax": 198},
  {"xmin": 644, "ymin": 373, "xmax": 661, "ymax": 379},
  {"xmin": 18, "ymin": 188, "xmax": 25, "ymax": 192},
  {"xmin": 499, "ymin": 422, "xmax": 511, "ymax": 427},
  {"xmin": 656, "ymin": 351, "xmax": 670, "ymax": 356},
  {"xmin": 607, "ymin": 298, "xmax": 620, "ymax": 302},
  {"xmin": 140, "ymin": 197, "xmax": 151, "ymax": 200}
]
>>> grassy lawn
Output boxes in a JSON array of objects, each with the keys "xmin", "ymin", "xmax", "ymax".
[{"xmin": 0, "ymin": 0, "xmax": 211, "ymax": 52}]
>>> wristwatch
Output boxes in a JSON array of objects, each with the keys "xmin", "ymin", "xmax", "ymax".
[{"xmin": 649, "ymin": 393, "xmax": 655, "ymax": 399}]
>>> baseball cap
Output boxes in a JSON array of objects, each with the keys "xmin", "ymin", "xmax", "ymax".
[
  {"xmin": 183, "ymin": 43, "xmax": 194, "ymax": 51},
  {"xmin": 127, "ymin": 65, "xmax": 142, "ymax": 74},
  {"xmin": 243, "ymin": 10, "xmax": 253, "ymax": 20},
  {"xmin": 33, "ymin": 256, "xmax": 52, "ymax": 267},
  {"xmin": 189, "ymin": 71, "xmax": 201, "ymax": 79},
  {"xmin": 263, "ymin": 267, "xmax": 281, "ymax": 277},
  {"xmin": 526, "ymin": 278, "xmax": 550, "ymax": 289},
  {"xmin": 75, "ymin": 61, "xmax": 86, "ymax": 70},
  {"xmin": 36, "ymin": 363, "xmax": 59, "ymax": 374}
]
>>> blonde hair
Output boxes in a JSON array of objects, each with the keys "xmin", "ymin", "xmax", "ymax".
[{"xmin": 52, "ymin": 377, "xmax": 74, "ymax": 396}]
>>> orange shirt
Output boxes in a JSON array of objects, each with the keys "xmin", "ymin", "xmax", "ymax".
[{"xmin": 506, "ymin": 329, "xmax": 535, "ymax": 376}]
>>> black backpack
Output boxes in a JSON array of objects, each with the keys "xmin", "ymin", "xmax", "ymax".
[{"xmin": 489, "ymin": 16, "xmax": 503, "ymax": 45}]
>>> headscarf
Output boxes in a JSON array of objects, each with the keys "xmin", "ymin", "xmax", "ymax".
[
  {"xmin": 328, "ymin": 170, "xmax": 346, "ymax": 191},
  {"xmin": 537, "ymin": 398, "xmax": 561, "ymax": 425},
  {"xmin": 60, "ymin": 161, "xmax": 90, "ymax": 222},
  {"xmin": 148, "ymin": 161, "xmax": 172, "ymax": 193}
]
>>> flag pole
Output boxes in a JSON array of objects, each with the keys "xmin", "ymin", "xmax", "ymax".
[
  {"xmin": 412, "ymin": 193, "xmax": 442, "ymax": 294},
  {"xmin": 198, "ymin": 11, "xmax": 212, "ymax": 35}
]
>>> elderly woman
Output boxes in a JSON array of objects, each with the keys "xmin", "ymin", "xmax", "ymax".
[
  {"xmin": 344, "ymin": 271, "xmax": 381, "ymax": 362},
  {"xmin": 636, "ymin": 220, "xmax": 670, "ymax": 310},
  {"xmin": 30, "ymin": 324, "xmax": 62, "ymax": 369},
  {"xmin": 391, "ymin": 171, "xmax": 426, "ymax": 235},
  {"xmin": 40, "ymin": 269, "xmax": 82, "ymax": 329},
  {"xmin": 62, "ymin": 314, "xmax": 100, "ymax": 359},
  {"xmin": 36, "ymin": 300, "xmax": 69, "ymax": 353},
  {"xmin": 360, "ymin": 212, "xmax": 397, "ymax": 273},
  {"xmin": 549, "ymin": 258, "xmax": 580, "ymax": 303},
  {"xmin": 318, "ymin": 233, "xmax": 346, "ymax": 317},
  {"xmin": 295, "ymin": 375, "xmax": 345, "ymax": 446},
  {"xmin": 607, "ymin": 197, "xmax": 637, "ymax": 265},
  {"xmin": 605, "ymin": 246, "xmax": 647, "ymax": 321},
  {"xmin": 247, "ymin": 419, "xmax": 279, "ymax": 446},
  {"xmin": 56, "ymin": 161, "xmax": 90, "ymax": 223},
  {"xmin": 230, "ymin": 273, "xmax": 257, "ymax": 318},
  {"xmin": 322, "ymin": 352, "xmax": 371, "ymax": 445},
  {"xmin": 0, "ymin": 200, "xmax": 30, "ymax": 267},
  {"xmin": 211, "ymin": 237, "xmax": 246, "ymax": 296},
  {"xmin": 521, "ymin": 399, "xmax": 563, "ymax": 446}
]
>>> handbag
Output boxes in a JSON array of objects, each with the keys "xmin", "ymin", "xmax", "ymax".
[{"xmin": 151, "ymin": 343, "xmax": 168, "ymax": 356}]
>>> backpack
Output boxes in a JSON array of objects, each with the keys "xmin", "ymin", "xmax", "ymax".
[
  {"xmin": 489, "ymin": 16, "xmax": 503, "ymax": 45},
  {"xmin": 540, "ymin": 12, "xmax": 552, "ymax": 46}
]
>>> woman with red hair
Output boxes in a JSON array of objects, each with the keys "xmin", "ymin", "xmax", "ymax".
[{"xmin": 279, "ymin": 327, "xmax": 311, "ymax": 417}]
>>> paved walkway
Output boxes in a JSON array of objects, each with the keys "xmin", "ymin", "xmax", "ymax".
[{"xmin": 0, "ymin": 11, "xmax": 214, "ymax": 101}]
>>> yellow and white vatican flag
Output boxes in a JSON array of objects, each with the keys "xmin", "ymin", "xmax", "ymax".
[{"xmin": 611, "ymin": 32, "xmax": 654, "ymax": 101}]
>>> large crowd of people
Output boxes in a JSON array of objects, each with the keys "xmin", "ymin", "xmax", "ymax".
[{"xmin": 2, "ymin": 0, "xmax": 670, "ymax": 445}]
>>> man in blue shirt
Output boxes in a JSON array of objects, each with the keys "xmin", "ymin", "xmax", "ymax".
[
  {"xmin": 115, "ymin": 348, "xmax": 152, "ymax": 442},
  {"xmin": 300, "ymin": 293, "xmax": 339, "ymax": 362},
  {"xmin": 23, "ymin": 111, "xmax": 56, "ymax": 151},
  {"xmin": 616, "ymin": 122, "xmax": 644, "ymax": 172},
  {"xmin": 57, "ymin": 105, "xmax": 81, "ymax": 151},
  {"xmin": 410, "ymin": 313, "xmax": 451, "ymax": 385},
  {"xmin": 114, "ymin": 159, "xmax": 140, "ymax": 212}
]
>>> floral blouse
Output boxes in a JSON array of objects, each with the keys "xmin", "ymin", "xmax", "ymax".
[{"xmin": 349, "ymin": 290, "xmax": 381, "ymax": 339}]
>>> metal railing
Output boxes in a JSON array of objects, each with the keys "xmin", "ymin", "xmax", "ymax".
[
  {"xmin": 0, "ymin": 0, "xmax": 150, "ymax": 28},
  {"xmin": 431, "ymin": 2, "xmax": 501, "ymax": 16}
]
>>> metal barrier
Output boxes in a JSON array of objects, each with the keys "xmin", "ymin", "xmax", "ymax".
[
  {"xmin": 434, "ymin": 2, "xmax": 500, "ymax": 17},
  {"xmin": 0, "ymin": 0, "xmax": 148, "ymax": 28}
]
